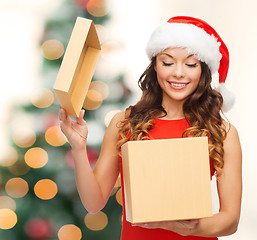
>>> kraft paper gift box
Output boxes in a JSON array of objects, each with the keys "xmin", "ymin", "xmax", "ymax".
[
  {"xmin": 121, "ymin": 137, "xmax": 213, "ymax": 224},
  {"xmin": 53, "ymin": 17, "xmax": 101, "ymax": 117}
]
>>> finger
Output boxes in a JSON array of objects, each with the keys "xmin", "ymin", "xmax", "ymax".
[
  {"xmin": 134, "ymin": 223, "xmax": 150, "ymax": 228},
  {"xmin": 134, "ymin": 222, "xmax": 160, "ymax": 229},
  {"xmin": 190, "ymin": 219, "xmax": 199, "ymax": 224},
  {"xmin": 180, "ymin": 220, "xmax": 199, "ymax": 229},
  {"xmin": 76, "ymin": 109, "xmax": 86, "ymax": 125},
  {"xmin": 188, "ymin": 219, "xmax": 199, "ymax": 228},
  {"xmin": 60, "ymin": 108, "xmax": 73, "ymax": 126},
  {"xmin": 59, "ymin": 120, "xmax": 68, "ymax": 136},
  {"xmin": 59, "ymin": 107, "xmax": 67, "ymax": 121}
]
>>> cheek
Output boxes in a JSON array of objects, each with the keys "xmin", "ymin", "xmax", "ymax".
[
  {"xmin": 156, "ymin": 66, "xmax": 169, "ymax": 81},
  {"xmin": 191, "ymin": 69, "xmax": 202, "ymax": 83}
]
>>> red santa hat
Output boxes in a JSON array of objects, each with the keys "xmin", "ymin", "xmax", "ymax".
[{"xmin": 146, "ymin": 16, "xmax": 235, "ymax": 112}]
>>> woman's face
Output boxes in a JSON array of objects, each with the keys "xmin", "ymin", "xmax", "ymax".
[{"xmin": 155, "ymin": 47, "xmax": 202, "ymax": 105}]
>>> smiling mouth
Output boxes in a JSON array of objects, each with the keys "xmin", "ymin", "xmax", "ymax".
[{"xmin": 168, "ymin": 81, "xmax": 189, "ymax": 88}]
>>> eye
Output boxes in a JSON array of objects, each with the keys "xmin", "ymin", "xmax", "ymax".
[
  {"xmin": 162, "ymin": 62, "xmax": 173, "ymax": 66},
  {"xmin": 186, "ymin": 63, "xmax": 198, "ymax": 68}
]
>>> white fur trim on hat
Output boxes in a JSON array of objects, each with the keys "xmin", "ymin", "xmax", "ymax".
[
  {"xmin": 216, "ymin": 83, "xmax": 235, "ymax": 112},
  {"xmin": 146, "ymin": 22, "xmax": 222, "ymax": 74}
]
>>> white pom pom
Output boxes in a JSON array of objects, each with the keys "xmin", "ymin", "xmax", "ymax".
[{"xmin": 216, "ymin": 83, "xmax": 235, "ymax": 112}]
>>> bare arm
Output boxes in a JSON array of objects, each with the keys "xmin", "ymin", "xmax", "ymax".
[
  {"xmin": 192, "ymin": 124, "xmax": 242, "ymax": 237},
  {"xmin": 59, "ymin": 108, "xmax": 124, "ymax": 214},
  {"xmin": 136, "ymin": 124, "xmax": 242, "ymax": 237}
]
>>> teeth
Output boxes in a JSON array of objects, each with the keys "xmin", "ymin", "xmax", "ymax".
[{"xmin": 170, "ymin": 82, "xmax": 187, "ymax": 87}]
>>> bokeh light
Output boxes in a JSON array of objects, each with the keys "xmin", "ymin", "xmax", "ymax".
[
  {"xmin": 5, "ymin": 177, "xmax": 29, "ymax": 198},
  {"xmin": 34, "ymin": 179, "xmax": 58, "ymax": 200},
  {"xmin": 12, "ymin": 127, "xmax": 36, "ymax": 148},
  {"xmin": 115, "ymin": 174, "xmax": 121, "ymax": 188},
  {"xmin": 24, "ymin": 147, "xmax": 48, "ymax": 168},
  {"xmin": 0, "ymin": 196, "xmax": 16, "ymax": 211},
  {"xmin": 58, "ymin": 224, "xmax": 82, "ymax": 240},
  {"xmin": 31, "ymin": 88, "xmax": 55, "ymax": 108},
  {"xmin": 24, "ymin": 218, "xmax": 54, "ymax": 239},
  {"xmin": 41, "ymin": 39, "xmax": 64, "ymax": 60},
  {"xmin": 83, "ymin": 89, "xmax": 103, "ymax": 110},
  {"xmin": 104, "ymin": 109, "xmax": 122, "ymax": 126},
  {"xmin": 0, "ymin": 209, "xmax": 17, "ymax": 229},
  {"xmin": 0, "ymin": 146, "xmax": 18, "ymax": 167},
  {"xmin": 116, "ymin": 188, "xmax": 122, "ymax": 206},
  {"xmin": 83, "ymin": 81, "xmax": 110, "ymax": 110},
  {"xmin": 45, "ymin": 125, "xmax": 67, "ymax": 147},
  {"xmin": 84, "ymin": 211, "xmax": 108, "ymax": 231},
  {"xmin": 86, "ymin": 0, "xmax": 108, "ymax": 17},
  {"xmin": 74, "ymin": 0, "xmax": 90, "ymax": 9},
  {"xmin": 89, "ymin": 81, "xmax": 109, "ymax": 100}
]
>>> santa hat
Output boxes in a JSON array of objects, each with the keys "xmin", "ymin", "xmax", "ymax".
[{"xmin": 146, "ymin": 16, "xmax": 235, "ymax": 112}]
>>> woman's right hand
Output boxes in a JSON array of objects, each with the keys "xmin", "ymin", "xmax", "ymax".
[{"xmin": 59, "ymin": 107, "xmax": 88, "ymax": 150}]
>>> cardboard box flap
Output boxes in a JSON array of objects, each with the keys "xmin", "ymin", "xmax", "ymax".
[{"xmin": 53, "ymin": 17, "xmax": 101, "ymax": 117}]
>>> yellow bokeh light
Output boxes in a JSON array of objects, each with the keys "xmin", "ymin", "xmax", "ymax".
[
  {"xmin": 58, "ymin": 224, "xmax": 82, "ymax": 240},
  {"xmin": 0, "ymin": 209, "xmax": 17, "ymax": 229},
  {"xmin": 115, "ymin": 174, "xmax": 121, "ymax": 188},
  {"xmin": 87, "ymin": 0, "xmax": 108, "ymax": 17},
  {"xmin": 89, "ymin": 81, "xmax": 109, "ymax": 100},
  {"xmin": 83, "ymin": 89, "xmax": 103, "ymax": 110},
  {"xmin": 24, "ymin": 147, "xmax": 48, "ymax": 168},
  {"xmin": 41, "ymin": 39, "xmax": 64, "ymax": 60},
  {"xmin": 5, "ymin": 178, "xmax": 29, "ymax": 198},
  {"xmin": 0, "ymin": 196, "xmax": 16, "ymax": 211},
  {"xmin": 31, "ymin": 88, "xmax": 55, "ymax": 108},
  {"xmin": 116, "ymin": 188, "xmax": 123, "ymax": 206},
  {"xmin": 45, "ymin": 126, "xmax": 67, "ymax": 147},
  {"xmin": 84, "ymin": 211, "xmax": 108, "ymax": 231},
  {"xmin": 34, "ymin": 179, "xmax": 58, "ymax": 200},
  {"xmin": 104, "ymin": 110, "xmax": 122, "ymax": 127},
  {"xmin": 12, "ymin": 128, "xmax": 36, "ymax": 148},
  {"xmin": 0, "ymin": 146, "xmax": 18, "ymax": 167}
]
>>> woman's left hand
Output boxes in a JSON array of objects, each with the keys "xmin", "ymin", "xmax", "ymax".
[{"xmin": 134, "ymin": 219, "xmax": 199, "ymax": 236}]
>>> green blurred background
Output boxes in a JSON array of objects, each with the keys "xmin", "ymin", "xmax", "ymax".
[{"xmin": 0, "ymin": 0, "xmax": 130, "ymax": 239}]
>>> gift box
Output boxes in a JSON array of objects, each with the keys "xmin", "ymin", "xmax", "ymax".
[
  {"xmin": 121, "ymin": 136, "xmax": 213, "ymax": 223},
  {"xmin": 53, "ymin": 17, "xmax": 101, "ymax": 117}
]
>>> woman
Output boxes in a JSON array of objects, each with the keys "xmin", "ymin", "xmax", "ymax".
[{"xmin": 59, "ymin": 16, "xmax": 242, "ymax": 239}]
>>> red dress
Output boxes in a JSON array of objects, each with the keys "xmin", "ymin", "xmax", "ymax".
[{"xmin": 119, "ymin": 118, "xmax": 217, "ymax": 240}]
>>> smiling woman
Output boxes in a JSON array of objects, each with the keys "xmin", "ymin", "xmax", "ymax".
[
  {"xmin": 59, "ymin": 15, "xmax": 242, "ymax": 240},
  {"xmin": 155, "ymin": 48, "xmax": 202, "ymax": 107}
]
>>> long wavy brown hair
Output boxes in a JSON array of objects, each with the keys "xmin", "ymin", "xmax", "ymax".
[{"xmin": 117, "ymin": 57, "xmax": 227, "ymax": 177}]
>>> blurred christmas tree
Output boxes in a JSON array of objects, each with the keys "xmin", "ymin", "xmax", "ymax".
[{"xmin": 0, "ymin": 0, "xmax": 131, "ymax": 239}]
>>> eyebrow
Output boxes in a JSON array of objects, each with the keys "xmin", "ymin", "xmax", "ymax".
[{"xmin": 160, "ymin": 53, "xmax": 195, "ymax": 59}]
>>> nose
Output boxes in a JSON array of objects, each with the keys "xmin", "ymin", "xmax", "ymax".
[{"xmin": 173, "ymin": 63, "xmax": 185, "ymax": 79}]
